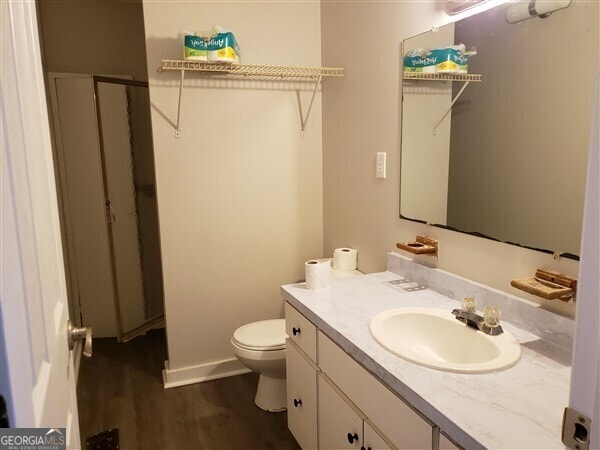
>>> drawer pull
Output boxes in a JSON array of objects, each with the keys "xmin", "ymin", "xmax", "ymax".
[
  {"xmin": 292, "ymin": 327, "xmax": 301, "ymax": 336},
  {"xmin": 347, "ymin": 432, "xmax": 359, "ymax": 444},
  {"xmin": 293, "ymin": 398, "xmax": 302, "ymax": 407}
]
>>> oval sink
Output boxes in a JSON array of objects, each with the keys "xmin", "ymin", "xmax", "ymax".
[{"xmin": 369, "ymin": 307, "xmax": 521, "ymax": 373}]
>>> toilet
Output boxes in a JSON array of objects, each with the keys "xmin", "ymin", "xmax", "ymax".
[{"xmin": 231, "ymin": 319, "xmax": 287, "ymax": 412}]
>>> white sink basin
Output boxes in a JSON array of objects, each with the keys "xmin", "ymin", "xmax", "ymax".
[{"xmin": 369, "ymin": 307, "xmax": 521, "ymax": 373}]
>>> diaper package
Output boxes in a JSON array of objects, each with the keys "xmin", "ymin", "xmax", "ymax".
[
  {"xmin": 403, "ymin": 44, "xmax": 476, "ymax": 74},
  {"xmin": 205, "ymin": 25, "xmax": 240, "ymax": 63},
  {"xmin": 182, "ymin": 25, "xmax": 241, "ymax": 64},
  {"xmin": 433, "ymin": 44, "xmax": 476, "ymax": 73},
  {"xmin": 183, "ymin": 32, "xmax": 208, "ymax": 61},
  {"xmin": 403, "ymin": 48, "xmax": 437, "ymax": 73}
]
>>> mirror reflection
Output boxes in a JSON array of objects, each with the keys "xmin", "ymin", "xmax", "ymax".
[{"xmin": 400, "ymin": 1, "xmax": 598, "ymax": 257}]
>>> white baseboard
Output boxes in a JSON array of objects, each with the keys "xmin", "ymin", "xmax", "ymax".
[{"xmin": 162, "ymin": 357, "xmax": 251, "ymax": 389}]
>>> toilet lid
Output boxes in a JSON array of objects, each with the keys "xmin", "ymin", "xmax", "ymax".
[{"xmin": 233, "ymin": 319, "xmax": 286, "ymax": 351}]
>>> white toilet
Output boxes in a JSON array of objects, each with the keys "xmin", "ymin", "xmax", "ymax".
[{"xmin": 231, "ymin": 319, "xmax": 287, "ymax": 412}]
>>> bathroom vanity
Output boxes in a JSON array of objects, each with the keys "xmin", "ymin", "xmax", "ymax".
[{"xmin": 282, "ymin": 252, "xmax": 574, "ymax": 449}]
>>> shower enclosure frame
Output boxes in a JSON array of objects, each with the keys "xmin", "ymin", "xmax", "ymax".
[
  {"xmin": 92, "ymin": 75, "xmax": 164, "ymax": 341},
  {"xmin": 47, "ymin": 72, "xmax": 164, "ymax": 342}
]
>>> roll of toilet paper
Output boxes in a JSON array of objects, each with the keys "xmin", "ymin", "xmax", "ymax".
[
  {"xmin": 333, "ymin": 248, "xmax": 358, "ymax": 271},
  {"xmin": 305, "ymin": 259, "xmax": 331, "ymax": 290}
]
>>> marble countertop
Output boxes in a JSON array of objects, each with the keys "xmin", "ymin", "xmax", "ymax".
[{"xmin": 281, "ymin": 259, "xmax": 573, "ymax": 449}]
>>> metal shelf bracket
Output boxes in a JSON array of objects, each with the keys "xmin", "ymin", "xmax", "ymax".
[
  {"xmin": 401, "ymin": 72, "xmax": 482, "ymax": 136},
  {"xmin": 433, "ymin": 80, "xmax": 471, "ymax": 135},
  {"xmin": 175, "ymin": 69, "xmax": 185, "ymax": 138},
  {"xmin": 300, "ymin": 74, "xmax": 323, "ymax": 138}
]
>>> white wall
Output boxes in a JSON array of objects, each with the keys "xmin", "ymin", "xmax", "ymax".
[
  {"xmin": 322, "ymin": 0, "xmax": 581, "ymax": 318},
  {"xmin": 143, "ymin": 0, "xmax": 323, "ymax": 378}
]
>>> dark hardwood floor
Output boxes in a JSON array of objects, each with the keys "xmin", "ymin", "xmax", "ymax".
[{"xmin": 77, "ymin": 329, "xmax": 300, "ymax": 450}]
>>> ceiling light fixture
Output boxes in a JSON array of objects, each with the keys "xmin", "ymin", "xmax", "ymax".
[{"xmin": 506, "ymin": 0, "xmax": 571, "ymax": 23}]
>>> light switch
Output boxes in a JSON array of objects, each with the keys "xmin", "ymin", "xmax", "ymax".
[{"xmin": 376, "ymin": 152, "xmax": 386, "ymax": 179}]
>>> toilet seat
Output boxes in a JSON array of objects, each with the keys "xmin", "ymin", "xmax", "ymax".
[{"xmin": 232, "ymin": 319, "xmax": 286, "ymax": 351}]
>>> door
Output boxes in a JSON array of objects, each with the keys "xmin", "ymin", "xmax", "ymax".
[
  {"xmin": 567, "ymin": 76, "xmax": 599, "ymax": 450},
  {"xmin": 318, "ymin": 374, "xmax": 364, "ymax": 450},
  {"xmin": 286, "ymin": 341, "xmax": 318, "ymax": 449},
  {"xmin": 1, "ymin": 0, "xmax": 80, "ymax": 447},
  {"xmin": 96, "ymin": 81, "xmax": 147, "ymax": 333},
  {"xmin": 363, "ymin": 421, "xmax": 391, "ymax": 450}
]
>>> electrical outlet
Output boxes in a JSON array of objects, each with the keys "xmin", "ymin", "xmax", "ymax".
[{"xmin": 376, "ymin": 152, "xmax": 386, "ymax": 179}]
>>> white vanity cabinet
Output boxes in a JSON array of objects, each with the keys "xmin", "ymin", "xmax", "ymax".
[
  {"xmin": 285, "ymin": 302, "xmax": 434, "ymax": 450},
  {"xmin": 364, "ymin": 421, "xmax": 393, "ymax": 450},
  {"xmin": 318, "ymin": 374, "xmax": 364, "ymax": 449},
  {"xmin": 318, "ymin": 331, "xmax": 433, "ymax": 449},
  {"xmin": 286, "ymin": 340, "xmax": 319, "ymax": 449},
  {"xmin": 318, "ymin": 373, "xmax": 391, "ymax": 450},
  {"xmin": 285, "ymin": 303, "xmax": 319, "ymax": 449}
]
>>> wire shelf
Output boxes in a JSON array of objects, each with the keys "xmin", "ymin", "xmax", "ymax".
[
  {"xmin": 158, "ymin": 59, "xmax": 344, "ymax": 137},
  {"xmin": 159, "ymin": 60, "xmax": 344, "ymax": 79},
  {"xmin": 402, "ymin": 72, "xmax": 482, "ymax": 82}
]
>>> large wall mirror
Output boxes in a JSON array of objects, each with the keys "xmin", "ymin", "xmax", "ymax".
[{"xmin": 400, "ymin": 1, "xmax": 598, "ymax": 258}]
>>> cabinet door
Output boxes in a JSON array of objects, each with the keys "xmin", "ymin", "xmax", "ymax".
[
  {"xmin": 363, "ymin": 421, "xmax": 391, "ymax": 450},
  {"xmin": 287, "ymin": 340, "xmax": 318, "ymax": 449},
  {"xmin": 318, "ymin": 331, "xmax": 433, "ymax": 449},
  {"xmin": 318, "ymin": 375, "xmax": 363, "ymax": 450}
]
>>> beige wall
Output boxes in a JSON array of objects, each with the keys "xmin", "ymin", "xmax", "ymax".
[
  {"xmin": 37, "ymin": 0, "xmax": 148, "ymax": 81},
  {"xmin": 322, "ymin": 0, "xmax": 581, "ymax": 318},
  {"xmin": 143, "ymin": 0, "xmax": 323, "ymax": 371}
]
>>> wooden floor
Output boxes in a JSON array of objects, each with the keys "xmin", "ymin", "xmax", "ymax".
[{"xmin": 77, "ymin": 329, "xmax": 300, "ymax": 450}]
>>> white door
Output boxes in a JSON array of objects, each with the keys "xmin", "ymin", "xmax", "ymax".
[
  {"xmin": 568, "ymin": 76, "xmax": 600, "ymax": 450},
  {"xmin": 97, "ymin": 82, "xmax": 146, "ymax": 333},
  {"xmin": 1, "ymin": 1, "xmax": 81, "ymax": 448},
  {"xmin": 318, "ymin": 375, "xmax": 364, "ymax": 450}
]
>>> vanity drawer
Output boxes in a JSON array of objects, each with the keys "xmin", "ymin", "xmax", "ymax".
[
  {"xmin": 285, "ymin": 303, "xmax": 317, "ymax": 363},
  {"xmin": 318, "ymin": 331, "xmax": 433, "ymax": 449}
]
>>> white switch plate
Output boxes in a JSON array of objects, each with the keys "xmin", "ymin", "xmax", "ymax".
[{"xmin": 376, "ymin": 152, "xmax": 386, "ymax": 179}]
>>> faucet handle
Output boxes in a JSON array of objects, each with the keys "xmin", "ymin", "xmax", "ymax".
[
  {"xmin": 483, "ymin": 306, "xmax": 501, "ymax": 328},
  {"xmin": 461, "ymin": 297, "xmax": 478, "ymax": 313}
]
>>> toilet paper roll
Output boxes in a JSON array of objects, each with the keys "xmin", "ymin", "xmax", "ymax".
[
  {"xmin": 305, "ymin": 259, "xmax": 331, "ymax": 290},
  {"xmin": 333, "ymin": 248, "xmax": 358, "ymax": 271}
]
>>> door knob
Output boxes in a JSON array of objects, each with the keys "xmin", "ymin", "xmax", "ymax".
[{"xmin": 67, "ymin": 320, "xmax": 92, "ymax": 357}]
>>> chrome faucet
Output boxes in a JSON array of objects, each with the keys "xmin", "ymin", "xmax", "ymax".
[{"xmin": 452, "ymin": 298, "xmax": 504, "ymax": 336}]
